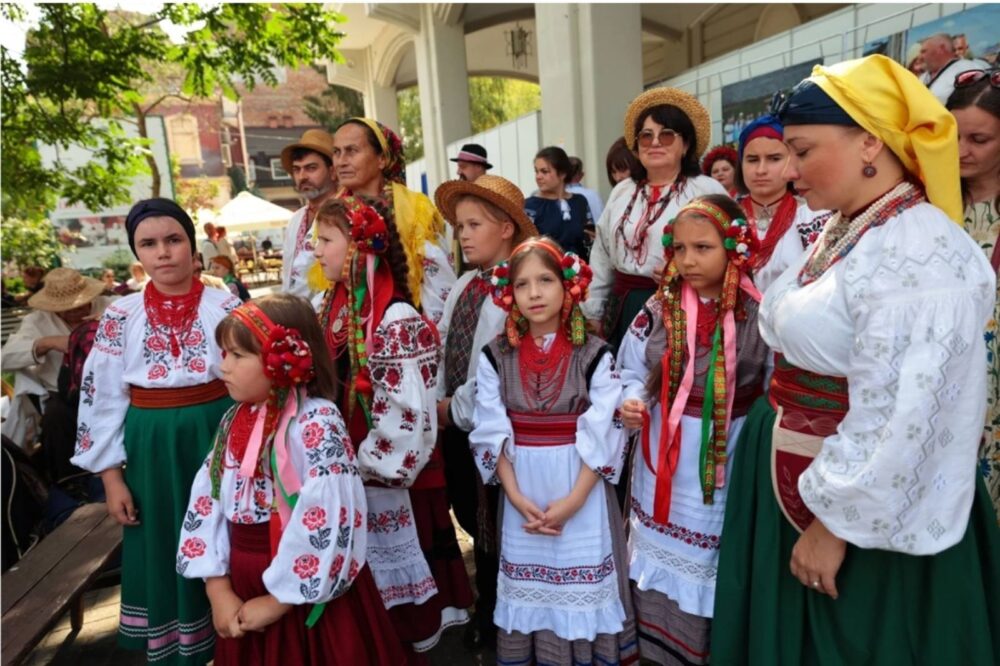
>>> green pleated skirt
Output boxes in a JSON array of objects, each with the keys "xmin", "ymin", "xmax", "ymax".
[
  {"xmin": 119, "ymin": 395, "xmax": 232, "ymax": 665},
  {"xmin": 711, "ymin": 397, "xmax": 1000, "ymax": 666}
]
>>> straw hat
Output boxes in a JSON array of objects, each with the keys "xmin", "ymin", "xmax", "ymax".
[
  {"xmin": 280, "ymin": 128, "xmax": 335, "ymax": 173},
  {"xmin": 434, "ymin": 175, "xmax": 539, "ymax": 243},
  {"xmin": 27, "ymin": 268, "xmax": 105, "ymax": 313},
  {"xmin": 624, "ymin": 87, "xmax": 712, "ymax": 159}
]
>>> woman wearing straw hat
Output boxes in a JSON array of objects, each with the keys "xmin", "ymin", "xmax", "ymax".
[
  {"xmin": 711, "ymin": 55, "xmax": 999, "ymax": 665},
  {"xmin": 584, "ymin": 87, "xmax": 727, "ymax": 353}
]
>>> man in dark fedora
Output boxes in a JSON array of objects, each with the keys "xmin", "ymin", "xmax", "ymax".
[{"xmin": 450, "ymin": 143, "xmax": 492, "ymax": 182}]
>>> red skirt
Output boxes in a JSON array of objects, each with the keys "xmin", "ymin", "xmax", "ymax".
[
  {"xmin": 387, "ymin": 487, "xmax": 475, "ymax": 649},
  {"xmin": 214, "ymin": 522, "xmax": 409, "ymax": 666}
]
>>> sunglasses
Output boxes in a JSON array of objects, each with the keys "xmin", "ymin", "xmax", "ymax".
[
  {"xmin": 637, "ymin": 128, "xmax": 681, "ymax": 148},
  {"xmin": 954, "ymin": 69, "xmax": 1000, "ymax": 89}
]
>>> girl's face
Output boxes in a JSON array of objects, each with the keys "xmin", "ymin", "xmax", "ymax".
[
  {"xmin": 132, "ymin": 216, "xmax": 194, "ymax": 292},
  {"xmin": 671, "ymin": 214, "xmax": 728, "ymax": 299},
  {"xmin": 313, "ymin": 221, "xmax": 351, "ymax": 282},
  {"xmin": 741, "ymin": 137, "xmax": 790, "ymax": 202},
  {"xmin": 534, "ymin": 158, "xmax": 563, "ymax": 195},
  {"xmin": 454, "ymin": 199, "xmax": 514, "ymax": 268},
  {"xmin": 952, "ymin": 105, "xmax": 1000, "ymax": 183},
  {"xmin": 710, "ymin": 159, "xmax": 735, "ymax": 192},
  {"xmin": 210, "ymin": 262, "xmax": 229, "ymax": 278},
  {"xmin": 512, "ymin": 253, "xmax": 564, "ymax": 335},
  {"xmin": 219, "ymin": 340, "xmax": 272, "ymax": 405}
]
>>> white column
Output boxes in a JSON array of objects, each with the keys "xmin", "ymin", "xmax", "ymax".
[
  {"xmin": 536, "ymin": 3, "xmax": 643, "ymax": 199},
  {"xmin": 363, "ymin": 79, "xmax": 399, "ymax": 132},
  {"xmin": 413, "ymin": 4, "xmax": 471, "ymax": 192}
]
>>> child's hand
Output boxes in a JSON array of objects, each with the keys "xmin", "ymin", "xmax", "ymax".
[
  {"xmin": 620, "ymin": 399, "xmax": 647, "ymax": 430},
  {"xmin": 508, "ymin": 491, "xmax": 549, "ymax": 534},
  {"xmin": 436, "ymin": 398, "xmax": 451, "ymax": 428},
  {"xmin": 540, "ymin": 494, "xmax": 586, "ymax": 535},
  {"xmin": 101, "ymin": 469, "xmax": 139, "ymax": 526},
  {"xmin": 237, "ymin": 594, "xmax": 292, "ymax": 632},
  {"xmin": 206, "ymin": 577, "xmax": 244, "ymax": 639}
]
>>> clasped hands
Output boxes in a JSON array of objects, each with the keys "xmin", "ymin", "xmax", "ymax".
[
  {"xmin": 507, "ymin": 489, "xmax": 585, "ymax": 536},
  {"xmin": 207, "ymin": 578, "xmax": 292, "ymax": 639}
]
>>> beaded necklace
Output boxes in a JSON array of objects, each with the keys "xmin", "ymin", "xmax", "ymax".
[
  {"xmin": 798, "ymin": 181, "xmax": 924, "ymax": 286},
  {"xmin": 143, "ymin": 279, "xmax": 205, "ymax": 357},
  {"xmin": 615, "ymin": 179, "xmax": 685, "ymax": 265},
  {"xmin": 518, "ymin": 331, "xmax": 573, "ymax": 412},
  {"xmin": 741, "ymin": 192, "xmax": 798, "ymax": 270}
]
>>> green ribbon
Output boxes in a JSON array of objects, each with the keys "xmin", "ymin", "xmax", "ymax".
[{"xmin": 699, "ymin": 323, "xmax": 722, "ymax": 503}]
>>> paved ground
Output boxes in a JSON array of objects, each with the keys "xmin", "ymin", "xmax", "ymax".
[{"xmin": 23, "ymin": 513, "xmax": 495, "ymax": 665}]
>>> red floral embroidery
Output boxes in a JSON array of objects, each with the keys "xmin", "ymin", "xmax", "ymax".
[
  {"xmin": 102, "ymin": 318, "xmax": 120, "ymax": 340},
  {"xmin": 348, "ymin": 558, "xmax": 360, "ymax": 580},
  {"xmin": 354, "ymin": 509, "xmax": 363, "ymax": 528},
  {"xmin": 384, "ymin": 367, "xmax": 401, "ymax": 388},
  {"xmin": 183, "ymin": 328, "xmax": 204, "ymax": 346},
  {"xmin": 187, "ymin": 357, "xmax": 206, "ymax": 373},
  {"xmin": 194, "ymin": 496, "xmax": 213, "ymax": 516},
  {"xmin": 401, "ymin": 450, "xmax": 418, "ymax": 470},
  {"xmin": 372, "ymin": 397, "xmax": 389, "ymax": 416},
  {"xmin": 293, "ymin": 554, "xmax": 320, "ymax": 579},
  {"xmin": 302, "ymin": 422, "xmax": 324, "ymax": 449},
  {"xmin": 147, "ymin": 335, "xmax": 168, "ymax": 353},
  {"xmin": 254, "ymin": 489, "xmax": 269, "ymax": 509},
  {"xmin": 302, "ymin": 507, "xmax": 327, "ymax": 531},
  {"xmin": 330, "ymin": 553, "xmax": 345, "ymax": 578},
  {"xmin": 416, "ymin": 326, "xmax": 435, "ymax": 350},
  {"xmin": 375, "ymin": 438, "xmax": 394, "ymax": 455},
  {"xmin": 148, "ymin": 364, "xmax": 168, "ymax": 380},
  {"xmin": 181, "ymin": 537, "xmax": 207, "ymax": 559},
  {"xmin": 339, "ymin": 506, "xmax": 349, "ymax": 527}
]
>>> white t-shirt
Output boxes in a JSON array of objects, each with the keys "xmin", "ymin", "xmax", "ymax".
[{"xmin": 920, "ymin": 58, "xmax": 988, "ymax": 105}]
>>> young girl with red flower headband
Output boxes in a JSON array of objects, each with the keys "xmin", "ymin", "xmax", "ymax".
[
  {"xmin": 71, "ymin": 198, "xmax": 242, "ymax": 665},
  {"xmin": 312, "ymin": 197, "xmax": 474, "ymax": 657},
  {"xmin": 617, "ymin": 194, "xmax": 769, "ymax": 664},
  {"xmin": 176, "ymin": 294, "xmax": 407, "ymax": 665},
  {"xmin": 469, "ymin": 237, "xmax": 636, "ymax": 664}
]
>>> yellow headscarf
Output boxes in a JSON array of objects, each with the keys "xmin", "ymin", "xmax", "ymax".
[{"xmin": 807, "ymin": 55, "xmax": 962, "ymax": 224}]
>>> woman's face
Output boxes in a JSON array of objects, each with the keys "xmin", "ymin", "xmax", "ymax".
[
  {"xmin": 333, "ymin": 123, "xmax": 387, "ymax": 192},
  {"xmin": 783, "ymin": 125, "xmax": 866, "ymax": 213},
  {"xmin": 636, "ymin": 114, "xmax": 689, "ymax": 175},
  {"xmin": 741, "ymin": 137, "xmax": 790, "ymax": 202},
  {"xmin": 534, "ymin": 158, "xmax": 563, "ymax": 195},
  {"xmin": 952, "ymin": 105, "xmax": 1000, "ymax": 184},
  {"xmin": 709, "ymin": 159, "xmax": 735, "ymax": 192}
]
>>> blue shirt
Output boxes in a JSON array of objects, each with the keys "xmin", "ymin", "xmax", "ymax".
[{"xmin": 524, "ymin": 194, "xmax": 593, "ymax": 257}]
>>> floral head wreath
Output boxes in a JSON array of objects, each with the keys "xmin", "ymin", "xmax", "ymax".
[
  {"xmin": 661, "ymin": 199, "xmax": 758, "ymax": 271},
  {"xmin": 230, "ymin": 302, "xmax": 316, "ymax": 388},
  {"xmin": 489, "ymin": 238, "xmax": 593, "ymax": 347},
  {"xmin": 343, "ymin": 196, "xmax": 389, "ymax": 255}
]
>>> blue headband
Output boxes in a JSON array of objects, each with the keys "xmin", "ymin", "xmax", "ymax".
[
  {"xmin": 737, "ymin": 115, "xmax": 785, "ymax": 162},
  {"xmin": 775, "ymin": 80, "xmax": 859, "ymax": 128}
]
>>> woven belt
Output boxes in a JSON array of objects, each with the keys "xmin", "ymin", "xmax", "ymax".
[{"xmin": 129, "ymin": 378, "xmax": 229, "ymax": 409}]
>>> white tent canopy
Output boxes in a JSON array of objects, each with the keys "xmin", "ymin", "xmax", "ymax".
[{"xmin": 211, "ymin": 191, "xmax": 294, "ymax": 233}]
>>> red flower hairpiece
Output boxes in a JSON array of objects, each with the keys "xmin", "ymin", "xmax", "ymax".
[{"xmin": 348, "ymin": 202, "xmax": 389, "ymax": 255}]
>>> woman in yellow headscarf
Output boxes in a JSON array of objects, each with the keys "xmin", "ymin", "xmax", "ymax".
[{"xmin": 709, "ymin": 55, "xmax": 999, "ymax": 665}]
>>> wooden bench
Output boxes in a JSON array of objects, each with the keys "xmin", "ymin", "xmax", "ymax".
[{"xmin": 1, "ymin": 502, "xmax": 122, "ymax": 666}]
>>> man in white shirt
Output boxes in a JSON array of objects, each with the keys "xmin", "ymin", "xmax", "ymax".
[
  {"xmin": 566, "ymin": 156, "xmax": 604, "ymax": 221},
  {"xmin": 201, "ymin": 222, "xmax": 220, "ymax": 264},
  {"xmin": 919, "ymin": 33, "xmax": 987, "ymax": 104},
  {"xmin": 279, "ymin": 129, "xmax": 338, "ymax": 304}
]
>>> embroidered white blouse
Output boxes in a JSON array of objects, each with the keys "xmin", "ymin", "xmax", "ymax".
[
  {"xmin": 416, "ymin": 237, "xmax": 457, "ymax": 328},
  {"xmin": 583, "ymin": 175, "xmax": 727, "ymax": 321},
  {"xmin": 281, "ymin": 206, "xmax": 321, "ymax": 306},
  {"xmin": 357, "ymin": 302, "xmax": 441, "ymax": 487},
  {"xmin": 434, "ymin": 269, "xmax": 507, "ymax": 432},
  {"xmin": 761, "ymin": 203, "xmax": 995, "ymax": 555},
  {"xmin": 176, "ymin": 396, "xmax": 368, "ymax": 606},
  {"xmin": 70, "ymin": 288, "xmax": 242, "ymax": 473},
  {"xmin": 752, "ymin": 201, "xmax": 829, "ymax": 295}
]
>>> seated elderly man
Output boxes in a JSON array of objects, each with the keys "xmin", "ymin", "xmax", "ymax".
[{"xmin": 1, "ymin": 268, "xmax": 111, "ymax": 477}]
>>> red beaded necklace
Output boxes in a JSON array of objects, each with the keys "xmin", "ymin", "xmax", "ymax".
[
  {"xmin": 615, "ymin": 179, "xmax": 685, "ymax": 265},
  {"xmin": 518, "ymin": 331, "xmax": 572, "ymax": 411},
  {"xmin": 227, "ymin": 402, "xmax": 258, "ymax": 466},
  {"xmin": 741, "ymin": 192, "xmax": 798, "ymax": 271},
  {"xmin": 143, "ymin": 279, "xmax": 205, "ymax": 357}
]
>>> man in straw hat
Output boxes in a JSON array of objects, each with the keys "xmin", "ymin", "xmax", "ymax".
[
  {"xmin": 280, "ymin": 128, "xmax": 339, "ymax": 304},
  {"xmin": 433, "ymin": 174, "xmax": 537, "ymax": 649},
  {"xmin": 450, "ymin": 143, "xmax": 493, "ymax": 183},
  {"xmin": 1, "ymin": 268, "xmax": 110, "ymax": 455}
]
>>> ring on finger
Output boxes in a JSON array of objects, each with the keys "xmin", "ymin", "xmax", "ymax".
[{"xmin": 811, "ymin": 580, "xmax": 821, "ymax": 589}]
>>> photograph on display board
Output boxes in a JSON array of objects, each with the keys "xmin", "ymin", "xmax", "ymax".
[{"xmin": 719, "ymin": 60, "xmax": 821, "ymax": 145}]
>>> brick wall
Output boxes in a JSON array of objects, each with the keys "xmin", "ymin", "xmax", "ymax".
[{"xmin": 238, "ymin": 65, "xmax": 332, "ymax": 128}]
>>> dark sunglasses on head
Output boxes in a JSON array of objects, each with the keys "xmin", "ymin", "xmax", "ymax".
[
  {"xmin": 954, "ymin": 69, "xmax": 1000, "ymax": 89},
  {"xmin": 637, "ymin": 128, "xmax": 681, "ymax": 148}
]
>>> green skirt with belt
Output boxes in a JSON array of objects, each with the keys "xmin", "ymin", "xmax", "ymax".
[{"xmin": 710, "ymin": 397, "xmax": 1000, "ymax": 666}]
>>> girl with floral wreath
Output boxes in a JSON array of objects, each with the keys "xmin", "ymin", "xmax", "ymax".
[
  {"xmin": 311, "ymin": 196, "xmax": 474, "ymax": 657},
  {"xmin": 469, "ymin": 237, "xmax": 636, "ymax": 664},
  {"xmin": 71, "ymin": 198, "xmax": 242, "ymax": 664},
  {"xmin": 617, "ymin": 194, "xmax": 769, "ymax": 665},
  {"xmin": 176, "ymin": 294, "xmax": 407, "ymax": 665}
]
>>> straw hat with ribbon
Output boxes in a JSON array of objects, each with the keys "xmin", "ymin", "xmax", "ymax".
[
  {"xmin": 280, "ymin": 128, "xmax": 335, "ymax": 173},
  {"xmin": 624, "ymin": 87, "xmax": 712, "ymax": 159},
  {"xmin": 434, "ymin": 175, "xmax": 539, "ymax": 244},
  {"xmin": 27, "ymin": 268, "xmax": 105, "ymax": 313}
]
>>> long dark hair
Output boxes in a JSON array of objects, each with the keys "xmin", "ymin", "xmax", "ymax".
[
  {"xmin": 605, "ymin": 136, "xmax": 642, "ymax": 188},
  {"xmin": 632, "ymin": 105, "xmax": 702, "ymax": 182},
  {"xmin": 946, "ymin": 73, "xmax": 1000, "ymax": 212},
  {"xmin": 215, "ymin": 293, "xmax": 339, "ymax": 402}
]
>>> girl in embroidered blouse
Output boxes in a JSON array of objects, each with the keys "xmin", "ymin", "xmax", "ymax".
[
  {"xmin": 71, "ymin": 198, "xmax": 242, "ymax": 665},
  {"xmin": 176, "ymin": 294, "xmax": 406, "ymax": 665},
  {"xmin": 617, "ymin": 194, "xmax": 768, "ymax": 665},
  {"xmin": 469, "ymin": 238, "xmax": 635, "ymax": 665},
  {"xmin": 312, "ymin": 197, "xmax": 474, "ymax": 656}
]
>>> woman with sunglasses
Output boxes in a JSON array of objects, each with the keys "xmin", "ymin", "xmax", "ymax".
[
  {"xmin": 584, "ymin": 88, "xmax": 727, "ymax": 352},
  {"xmin": 709, "ymin": 55, "xmax": 999, "ymax": 665},
  {"xmin": 948, "ymin": 67, "xmax": 1000, "ymax": 523}
]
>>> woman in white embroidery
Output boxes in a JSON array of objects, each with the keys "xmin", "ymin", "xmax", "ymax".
[{"xmin": 711, "ymin": 56, "xmax": 999, "ymax": 664}]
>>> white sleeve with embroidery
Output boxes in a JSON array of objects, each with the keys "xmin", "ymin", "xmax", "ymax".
[
  {"xmin": 70, "ymin": 305, "xmax": 130, "ymax": 472},
  {"xmin": 420, "ymin": 238, "xmax": 457, "ymax": 327},
  {"xmin": 583, "ymin": 203, "xmax": 614, "ymax": 321},
  {"xmin": 617, "ymin": 301, "xmax": 657, "ymax": 405},
  {"xmin": 799, "ymin": 217, "xmax": 994, "ymax": 555},
  {"xmin": 357, "ymin": 305, "xmax": 439, "ymax": 488},
  {"xmin": 574, "ymin": 351, "xmax": 627, "ymax": 483},
  {"xmin": 263, "ymin": 404, "xmax": 368, "ymax": 605},
  {"xmin": 176, "ymin": 452, "xmax": 231, "ymax": 579},
  {"xmin": 469, "ymin": 352, "xmax": 511, "ymax": 485}
]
